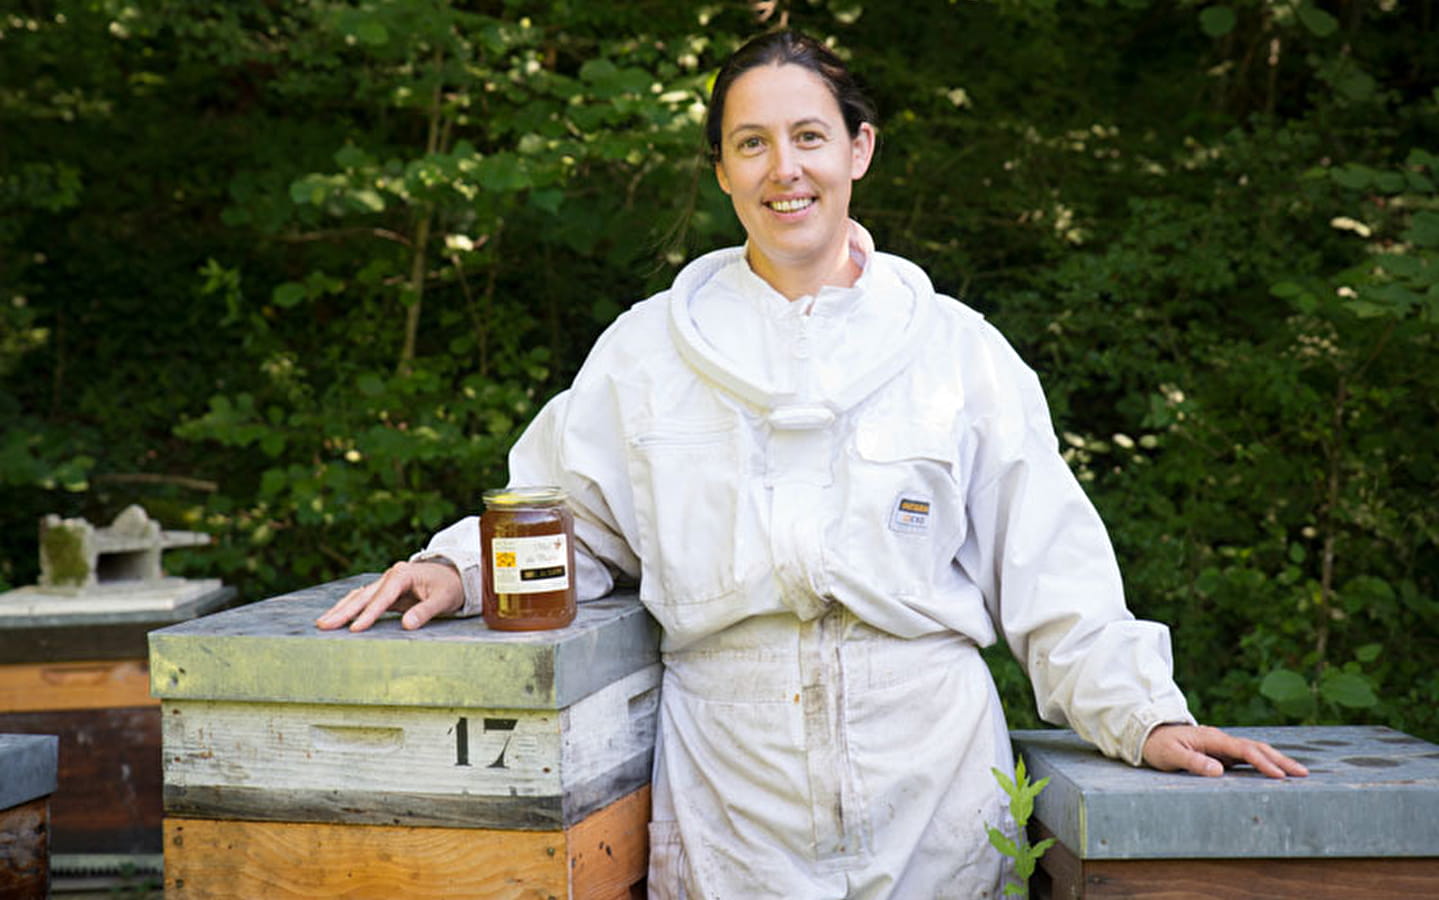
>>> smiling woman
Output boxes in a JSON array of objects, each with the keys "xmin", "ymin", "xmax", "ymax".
[
  {"xmin": 318, "ymin": 27, "xmax": 1306, "ymax": 900},
  {"xmin": 709, "ymin": 47, "xmax": 876, "ymax": 299}
]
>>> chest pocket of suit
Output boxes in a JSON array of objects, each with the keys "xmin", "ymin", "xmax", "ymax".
[
  {"xmin": 626, "ymin": 420, "xmax": 745, "ymax": 605},
  {"xmin": 841, "ymin": 418, "xmax": 967, "ymax": 596}
]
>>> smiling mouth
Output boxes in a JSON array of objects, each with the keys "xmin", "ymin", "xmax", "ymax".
[{"xmin": 766, "ymin": 197, "xmax": 815, "ymax": 213}]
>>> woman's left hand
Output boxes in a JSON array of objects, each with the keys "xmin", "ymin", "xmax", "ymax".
[{"xmin": 1142, "ymin": 724, "xmax": 1309, "ymax": 779}]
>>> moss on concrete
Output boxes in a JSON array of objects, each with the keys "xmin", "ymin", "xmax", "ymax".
[{"xmin": 41, "ymin": 523, "xmax": 91, "ymax": 587}]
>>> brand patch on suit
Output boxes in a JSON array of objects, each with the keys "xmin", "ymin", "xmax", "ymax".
[{"xmin": 889, "ymin": 496, "xmax": 931, "ymax": 535}]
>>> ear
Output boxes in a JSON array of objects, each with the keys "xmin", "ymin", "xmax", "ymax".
[
  {"xmin": 850, "ymin": 122, "xmax": 876, "ymax": 181},
  {"xmin": 714, "ymin": 158, "xmax": 733, "ymax": 196}
]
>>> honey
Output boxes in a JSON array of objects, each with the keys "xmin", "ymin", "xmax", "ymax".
[{"xmin": 479, "ymin": 486, "xmax": 577, "ymax": 631}]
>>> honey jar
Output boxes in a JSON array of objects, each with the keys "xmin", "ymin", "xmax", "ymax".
[{"xmin": 479, "ymin": 486, "xmax": 577, "ymax": 631}]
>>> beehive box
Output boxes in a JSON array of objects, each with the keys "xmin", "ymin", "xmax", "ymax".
[
  {"xmin": 0, "ymin": 580, "xmax": 232, "ymax": 866},
  {"xmin": 1012, "ymin": 725, "xmax": 1439, "ymax": 899},
  {"xmin": 150, "ymin": 575, "xmax": 661, "ymax": 899},
  {"xmin": 0, "ymin": 733, "xmax": 58, "ymax": 899}
]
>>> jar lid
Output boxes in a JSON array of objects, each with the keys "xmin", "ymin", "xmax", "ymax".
[{"xmin": 482, "ymin": 485, "xmax": 567, "ymax": 507}]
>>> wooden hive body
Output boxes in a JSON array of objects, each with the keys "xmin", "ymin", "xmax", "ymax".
[
  {"xmin": 1012, "ymin": 725, "xmax": 1439, "ymax": 899},
  {"xmin": 0, "ymin": 573, "xmax": 231, "ymax": 869},
  {"xmin": 150, "ymin": 575, "xmax": 662, "ymax": 899},
  {"xmin": 0, "ymin": 733, "xmax": 58, "ymax": 899}
]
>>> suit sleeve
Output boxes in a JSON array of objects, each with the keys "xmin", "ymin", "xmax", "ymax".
[{"xmin": 957, "ymin": 343, "xmax": 1195, "ymax": 765}]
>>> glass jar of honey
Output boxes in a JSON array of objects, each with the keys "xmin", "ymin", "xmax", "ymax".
[{"xmin": 479, "ymin": 486, "xmax": 577, "ymax": 631}]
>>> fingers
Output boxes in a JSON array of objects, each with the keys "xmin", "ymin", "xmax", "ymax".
[
  {"xmin": 398, "ymin": 594, "xmax": 449, "ymax": 630},
  {"xmin": 1227, "ymin": 736, "xmax": 1309, "ymax": 779},
  {"xmin": 1195, "ymin": 728, "xmax": 1309, "ymax": 779},
  {"xmin": 1164, "ymin": 745, "xmax": 1225, "ymax": 778},
  {"xmin": 1144, "ymin": 726, "xmax": 1224, "ymax": 777},
  {"xmin": 315, "ymin": 564, "xmax": 416, "ymax": 632},
  {"xmin": 314, "ymin": 561, "xmax": 466, "ymax": 633},
  {"xmin": 1145, "ymin": 725, "xmax": 1310, "ymax": 780}
]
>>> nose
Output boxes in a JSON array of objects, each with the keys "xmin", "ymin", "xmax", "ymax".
[{"xmin": 769, "ymin": 142, "xmax": 800, "ymax": 182}]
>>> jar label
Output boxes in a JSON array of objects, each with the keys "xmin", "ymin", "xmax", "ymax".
[{"xmin": 490, "ymin": 534, "xmax": 570, "ymax": 594}]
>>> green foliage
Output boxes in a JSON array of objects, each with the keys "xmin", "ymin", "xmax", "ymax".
[
  {"xmin": 986, "ymin": 756, "xmax": 1055, "ymax": 897},
  {"xmin": 1, "ymin": 1, "xmax": 1434, "ymax": 741}
]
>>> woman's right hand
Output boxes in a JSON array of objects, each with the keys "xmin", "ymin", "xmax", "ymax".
[{"xmin": 315, "ymin": 560, "xmax": 465, "ymax": 632}]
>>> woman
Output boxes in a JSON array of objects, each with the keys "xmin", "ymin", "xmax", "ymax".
[{"xmin": 319, "ymin": 29, "xmax": 1305, "ymax": 899}]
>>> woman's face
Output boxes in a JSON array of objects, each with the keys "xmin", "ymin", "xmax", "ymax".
[{"xmin": 714, "ymin": 62, "xmax": 875, "ymax": 293}]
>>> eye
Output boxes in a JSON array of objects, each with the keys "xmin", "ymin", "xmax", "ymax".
[
  {"xmin": 736, "ymin": 135, "xmax": 765, "ymax": 154},
  {"xmin": 796, "ymin": 130, "xmax": 827, "ymax": 147}
]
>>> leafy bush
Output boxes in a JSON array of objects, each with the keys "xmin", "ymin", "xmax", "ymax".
[{"xmin": 2, "ymin": 0, "xmax": 1434, "ymax": 741}]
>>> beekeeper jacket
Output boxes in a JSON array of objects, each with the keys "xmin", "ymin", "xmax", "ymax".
[{"xmin": 417, "ymin": 222, "xmax": 1196, "ymax": 898}]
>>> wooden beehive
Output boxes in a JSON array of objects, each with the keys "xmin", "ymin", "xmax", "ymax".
[
  {"xmin": 0, "ymin": 576, "xmax": 232, "ymax": 866},
  {"xmin": 1012, "ymin": 725, "xmax": 1439, "ymax": 899},
  {"xmin": 0, "ymin": 733, "xmax": 58, "ymax": 899},
  {"xmin": 150, "ymin": 575, "xmax": 662, "ymax": 899}
]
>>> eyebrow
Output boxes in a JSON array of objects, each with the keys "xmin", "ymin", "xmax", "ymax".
[{"xmin": 725, "ymin": 117, "xmax": 833, "ymax": 141}]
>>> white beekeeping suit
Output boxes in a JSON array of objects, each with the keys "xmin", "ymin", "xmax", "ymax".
[{"xmin": 418, "ymin": 221, "xmax": 1195, "ymax": 899}]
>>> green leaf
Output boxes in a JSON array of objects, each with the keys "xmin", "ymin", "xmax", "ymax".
[
  {"xmin": 1331, "ymin": 164, "xmax": 1373, "ymax": 190},
  {"xmin": 990, "ymin": 766, "xmax": 1016, "ymax": 796},
  {"xmin": 1405, "ymin": 148, "xmax": 1439, "ymax": 171},
  {"xmin": 986, "ymin": 826, "xmax": 1018, "ymax": 858},
  {"xmin": 476, "ymin": 153, "xmax": 531, "ymax": 192},
  {"xmin": 1260, "ymin": 668, "xmax": 1310, "ymax": 704},
  {"xmin": 1403, "ymin": 211, "xmax": 1439, "ymax": 248},
  {"xmin": 355, "ymin": 22, "xmax": 389, "ymax": 47},
  {"xmin": 1374, "ymin": 171, "xmax": 1407, "ymax": 193},
  {"xmin": 259, "ymin": 468, "xmax": 287, "ymax": 498},
  {"xmin": 578, "ymin": 58, "xmax": 618, "ymax": 84},
  {"xmin": 1195, "ymin": 566, "xmax": 1224, "ymax": 595},
  {"xmin": 578, "ymin": 58, "xmax": 651, "ymax": 98},
  {"xmin": 1199, "ymin": 6, "xmax": 1236, "ymax": 38},
  {"xmin": 1270, "ymin": 281, "xmax": 1319, "ymax": 313},
  {"xmin": 272, "ymin": 282, "xmax": 306, "ymax": 308},
  {"xmin": 352, "ymin": 188, "xmax": 386, "ymax": 212},
  {"xmin": 1335, "ymin": 70, "xmax": 1378, "ymax": 103},
  {"xmin": 529, "ymin": 188, "xmax": 565, "ymax": 215},
  {"xmin": 1354, "ymin": 643, "xmax": 1383, "ymax": 664},
  {"xmin": 1405, "ymin": 170, "xmax": 1436, "ymax": 193},
  {"xmin": 1341, "ymin": 575, "xmax": 1396, "ymax": 607},
  {"xmin": 1319, "ymin": 671, "xmax": 1379, "ymax": 708},
  {"xmin": 1376, "ymin": 254, "xmax": 1426, "ymax": 282},
  {"xmin": 335, "ymin": 144, "xmax": 370, "ymax": 169},
  {"xmin": 357, "ymin": 373, "xmax": 386, "ymax": 397},
  {"xmin": 1298, "ymin": 4, "xmax": 1339, "ymax": 37},
  {"xmin": 1346, "ymin": 299, "xmax": 1392, "ymax": 318}
]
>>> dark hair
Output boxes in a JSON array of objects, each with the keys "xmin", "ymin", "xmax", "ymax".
[{"xmin": 706, "ymin": 30, "xmax": 877, "ymax": 162}]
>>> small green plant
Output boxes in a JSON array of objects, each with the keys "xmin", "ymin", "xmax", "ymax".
[
  {"xmin": 107, "ymin": 860, "xmax": 162, "ymax": 899},
  {"xmin": 987, "ymin": 756, "xmax": 1055, "ymax": 898}
]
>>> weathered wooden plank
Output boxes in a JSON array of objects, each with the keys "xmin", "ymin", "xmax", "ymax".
[
  {"xmin": 2, "ymin": 622, "xmax": 177, "ymax": 664},
  {"xmin": 1013, "ymin": 726, "xmax": 1439, "ymax": 860},
  {"xmin": 0, "ymin": 659, "xmax": 157, "ymax": 712},
  {"xmin": 163, "ymin": 785, "xmax": 650, "ymax": 900},
  {"xmin": 569, "ymin": 786, "xmax": 650, "ymax": 900},
  {"xmin": 0, "ymin": 585, "xmax": 236, "ymax": 664},
  {"xmin": 149, "ymin": 576, "xmax": 659, "ymax": 710},
  {"xmin": 162, "ymin": 751, "xmax": 652, "ymax": 832},
  {"xmin": 161, "ymin": 665, "xmax": 659, "ymax": 829},
  {"xmin": 1065, "ymin": 857, "xmax": 1439, "ymax": 899},
  {"xmin": 1030, "ymin": 821, "xmax": 1082, "ymax": 900},
  {"xmin": 164, "ymin": 817, "xmax": 568, "ymax": 899},
  {"xmin": 0, "ymin": 707, "xmax": 163, "ymax": 855},
  {"xmin": 0, "ymin": 796, "xmax": 50, "ymax": 900}
]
